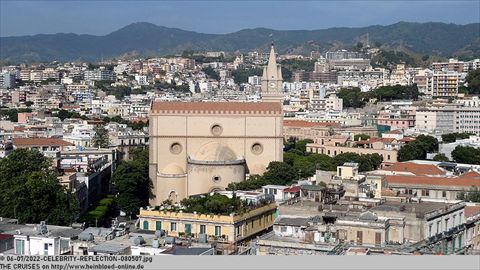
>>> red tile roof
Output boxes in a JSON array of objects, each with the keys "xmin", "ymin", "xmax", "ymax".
[
  {"xmin": 459, "ymin": 170, "xmax": 480, "ymax": 180},
  {"xmin": 283, "ymin": 186, "xmax": 301, "ymax": 193},
  {"xmin": 13, "ymin": 138, "xmax": 74, "ymax": 147},
  {"xmin": 151, "ymin": 101, "xmax": 282, "ymax": 114},
  {"xmin": 464, "ymin": 205, "xmax": 480, "ymax": 218},
  {"xmin": 0, "ymin": 234, "xmax": 13, "ymax": 241},
  {"xmin": 283, "ymin": 120, "xmax": 340, "ymax": 128},
  {"xmin": 399, "ymin": 137, "xmax": 416, "ymax": 142},
  {"xmin": 386, "ymin": 162, "xmax": 445, "ymax": 176},
  {"xmin": 385, "ymin": 175, "xmax": 480, "ymax": 188}
]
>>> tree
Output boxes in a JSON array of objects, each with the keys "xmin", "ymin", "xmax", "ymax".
[
  {"xmin": 451, "ymin": 146, "xmax": 480, "ymax": 165},
  {"xmin": 112, "ymin": 148, "xmax": 152, "ymax": 216},
  {"xmin": 0, "ymin": 149, "xmax": 78, "ymax": 225},
  {"xmin": 54, "ymin": 109, "xmax": 83, "ymax": 121},
  {"xmin": 263, "ymin": 162, "xmax": 298, "ymax": 185},
  {"xmin": 356, "ymin": 42, "xmax": 364, "ymax": 51},
  {"xmin": 338, "ymin": 88, "xmax": 367, "ymax": 108},
  {"xmin": 0, "ymin": 108, "xmax": 32, "ymax": 122},
  {"xmin": 441, "ymin": 132, "xmax": 474, "ymax": 143},
  {"xmin": 465, "ymin": 69, "xmax": 480, "ymax": 94},
  {"xmin": 231, "ymin": 67, "xmax": 262, "ymax": 84},
  {"xmin": 202, "ymin": 66, "xmax": 220, "ymax": 81},
  {"xmin": 294, "ymin": 139, "xmax": 314, "ymax": 153},
  {"xmin": 433, "ymin": 153, "xmax": 449, "ymax": 162},
  {"xmin": 398, "ymin": 143, "xmax": 425, "ymax": 162},
  {"xmin": 354, "ymin": 134, "xmax": 370, "ymax": 141},
  {"xmin": 415, "ymin": 135, "xmax": 439, "ymax": 153},
  {"xmin": 457, "ymin": 188, "xmax": 480, "ymax": 202},
  {"xmin": 92, "ymin": 125, "xmax": 110, "ymax": 148},
  {"xmin": 398, "ymin": 135, "xmax": 438, "ymax": 162}
]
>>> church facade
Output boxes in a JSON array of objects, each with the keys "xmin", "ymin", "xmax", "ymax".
[{"xmin": 148, "ymin": 45, "xmax": 284, "ymax": 206}]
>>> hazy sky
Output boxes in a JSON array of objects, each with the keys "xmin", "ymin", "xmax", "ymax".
[{"xmin": 1, "ymin": 0, "xmax": 479, "ymax": 37}]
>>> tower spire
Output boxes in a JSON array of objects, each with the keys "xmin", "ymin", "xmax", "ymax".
[{"xmin": 260, "ymin": 42, "xmax": 284, "ymax": 104}]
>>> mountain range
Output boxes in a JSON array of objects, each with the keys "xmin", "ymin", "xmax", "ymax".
[{"xmin": 1, "ymin": 21, "xmax": 479, "ymax": 63}]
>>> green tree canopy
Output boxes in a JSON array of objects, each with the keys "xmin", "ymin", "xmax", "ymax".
[
  {"xmin": 354, "ymin": 134, "xmax": 371, "ymax": 141},
  {"xmin": 457, "ymin": 187, "xmax": 480, "ymax": 203},
  {"xmin": 231, "ymin": 67, "xmax": 262, "ymax": 84},
  {"xmin": 433, "ymin": 153, "xmax": 449, "ymax": 162},
  {"xmin": 465, "ymin": 69, "xmax": 480, "ymax": 95},
  {"xmin": 338, "ymin": 88, "xmax": 367, "ymax": 108},
  {"xmin": 92, "ymin": 125, "xmax": 110, "ymax": 148},
  {"xmin": 441, "ymin": 132, "xmax": 474, "ymax": 143},
  {"xmin": 112, "ymin": 148, "xmax": 152, "ymax": 215},
  {"xmin": 397, "ymin": 135, "xmax": 438, "ymax": 162},
  {"xmin": 202, "ymin": 66, "xmax": 220, "ymax": 81},
  {"xmin": 451, "ymin": 146, "xmax": 480, "ymax": 165},
  {"xmin": 0, "ymin": 149, "xmax": 78, "ymax": 225}
]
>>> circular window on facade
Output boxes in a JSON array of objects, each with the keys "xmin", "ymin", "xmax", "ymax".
[
  {"xmin": 251, "ymin": 143, "xmax": 263, "ymax": 155},
  {"xmin": 212, "ymin": 175, "xmax": 221, "ymax": 183},
  {"xmin": 211, "ymin": 124, "xmax": 223, "ymax": 136},
  {"xmin": 170, "ymin": 142, "xmax": 182, "ymax": 155}
]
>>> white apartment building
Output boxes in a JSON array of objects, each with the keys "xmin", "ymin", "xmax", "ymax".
[
  {"xmin": 135, "ymin": 75, "xmax": 148, "ymax": 86},
  {"xmin": 309, "ymin": 94, "xmax": 343, "ymax": 112},
  {"xmin": 415, "ymin": 98, "xmax": 480, "ymax": 135},
  {"xmin": 415, "ymin": 105, "xmax": 456, "ymax": 135},
  {"xmin": 428, "ymin": 72, "xmax": 461, "ymax": 97},
  {"xmin": 248, "ymin": 75, "xmax": 262, "ymax": 86}
]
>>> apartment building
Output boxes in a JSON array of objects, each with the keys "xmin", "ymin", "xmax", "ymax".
[
  {"xmin": 306, "ymin": 136, "xmax": 400, "ymax": 164},
  {"xmin": 385, "ymin": 170, "xmax": 480, "ymax": 201}
]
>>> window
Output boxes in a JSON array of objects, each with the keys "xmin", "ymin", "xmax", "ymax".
[
  {"xmin": 421, "ymin": 190, "xmax": 430, "ymax": 197},
  {"xmin": 155, "ymin": 221, "xmax": 162, "ymax": 231},
  {"xmin": 15, "ymin": 239, "xmax": 25, "ymax": 255},
  {"xmin": 387, "ymin": 155, "xmax": 391, "ymax": 161},
  {"xmin": 281, "ymin": 226, "xmax": 287, "ymax": 233},
  {"xmin": 442, "ymin": 191, "xmax": 447, "ymax": 198},
  {"xmin": 235, "ymin": 226, "xmax": 241, "ymax": 237},
  {"xmin": 200, "ymin": 225, "xmax": 206, "ymax": 234},
  {"xmin": 429, "ymin": 223, "xmax": 433, "ymax": 237},
  {"xmin": 375, "ymin": 232, "xmax": 381, "ymax": 245},
  {"xmin": 437, "ymin": 220, "xmax": 441, "ymax": 233},
  {"xmin": 44, "ymin": 243, "xmax": 49, "ymax": 255},
  {"xmin": 445, "ymin": 219, "xmax": 449, "ymax": 230},
  {"xmin": 356, "ymin": 231, "xmax": 363, "ymax": 245},
  {"xmin": 185, "ymin": 224, "xmax": 192, "ymax": 235},
  {"xmin": 143, "ymin": 220, "xmax": 149, "ymax": 230},
  {"xmin": 215, "ymin": 226, "xmax": 221, "ymax": 237},
  {"xmin": 170, "ymin": 222, "xmax": 177, "ymax": 232},
  {"xmin": 273, "ymin": 189, "xmax": 277, "ymax": 195}
]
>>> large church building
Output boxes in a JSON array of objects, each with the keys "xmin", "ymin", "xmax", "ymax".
[{"xmin": 148, "ymin": 45, "xmax": 284, "ymax": 205}]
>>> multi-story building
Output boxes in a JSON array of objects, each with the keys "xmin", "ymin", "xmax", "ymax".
[
  {"xmin": 84, "ymin": 68, "xmax": 116, "ymax": 81},
  {"xmin": 309, "ymin": 94, "xmax": 343, "ymax": 112},
  {"xmin": 385, "ymin": 170, "xmax": 480, "ymax": 201},
  {"xmin": 0, "ymin": 72, "xmax": 16, "ymax": 89},
  {"xmin": 415, "ymin": 105, "xmax": 456, "ymax": 134},
  {"xmin": 416, "ymin": 98, "xmax": 480, "ymax": 135},
  {"xmin": 138, "ymin": 200, "xmax": 277, "ymax": 253},
  {"xmin": 306, "ymin": 136, "xmax": 401, "ymax": 164},
  {"xmin": 377, "ymin": 101, "xmax": 416, "ymax": 130},
  {"xmin": 428, "ymin": 72, "xmax": 461, "ymax": 97}
]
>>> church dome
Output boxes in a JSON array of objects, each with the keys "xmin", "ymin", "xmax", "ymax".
[
  {"xmin": 161, "ymin": 163, "xmax": 185, "ymax": 175},
  {"xmin": 192, "ymin": 142, "xmax": 240, "ymax": 162}
]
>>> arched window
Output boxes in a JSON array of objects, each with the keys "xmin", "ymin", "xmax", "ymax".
[{"xmin": 168, "ymin": 191, "xmax": 178, "ymax": 203}]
